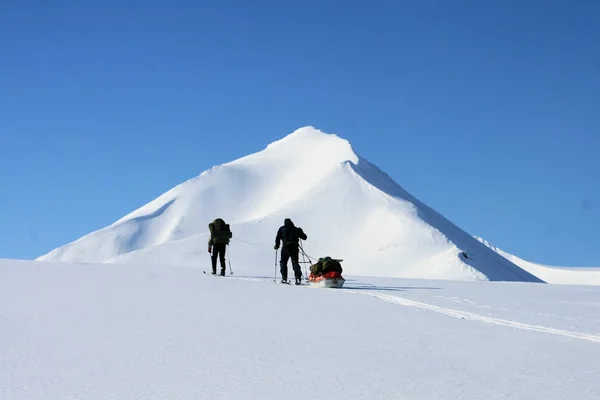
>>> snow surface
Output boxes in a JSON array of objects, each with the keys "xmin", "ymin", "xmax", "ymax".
[
  {"xmin": 475, "ymin": 237, "xmax": 600, "ymax": 286},
  {"xmin": 37, "ymin": 126, "xmax": 542, "ymax": 283},
  {"xmin": 1, "ymin": 258, "xmax": 599, "ymax": 400}
]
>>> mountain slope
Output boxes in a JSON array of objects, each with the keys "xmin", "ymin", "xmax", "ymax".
[
  {"xmin": 37, "ymin": 127, "xmax": 543, "ymax": 283},
  {"xmin": 2, "ymin": 258, "xmax": 600, "ymax": 399},
  {"xmin": 475, "ymin": 237, "xmax": 600, "ymax": 286}
]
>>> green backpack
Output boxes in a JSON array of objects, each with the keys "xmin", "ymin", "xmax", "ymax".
[
  {"xmin": 309, "ymin": 260, "xmax": 323, "ymax": 275},
  {"xmin": 209, "ymin": 218, "xmax": 232, "ymax": 244},
  {"xmin": 310, "ymin": 256, "xmax": 343, "ymax": 275}
]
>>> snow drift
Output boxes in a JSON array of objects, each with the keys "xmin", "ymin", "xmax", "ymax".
[
  {"xmin": 37, "ymin": 126, "xmax": 543, "ymax": 283},
  {"xmin": 476, "ymin": 237, "xmax": 600, "ymax": 286}
]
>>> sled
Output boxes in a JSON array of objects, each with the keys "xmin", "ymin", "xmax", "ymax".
[{"xmin": 308, "ymin": 271, "xmax": 345, "ymax": 288}]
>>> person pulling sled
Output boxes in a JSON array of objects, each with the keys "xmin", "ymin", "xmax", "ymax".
[
  {"xmin": 208, "ymin": 218, "xmax": 232, "ymax": 276},
  {"xmin": 274, "ymin": 218, "xmax": 307, "ymax": 285},
  {"xmin": 308, "ymin": 256, "xmax": 345, "ymax": 288}
]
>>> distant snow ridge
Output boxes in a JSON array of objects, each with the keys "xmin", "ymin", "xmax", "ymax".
[
  {"xmin": 475, "ymin": 237, "xmax": 600, "ymax": 286},
  {"xmin": 37, "ymin": 126, "xmax": 543, "ymax": 283}
]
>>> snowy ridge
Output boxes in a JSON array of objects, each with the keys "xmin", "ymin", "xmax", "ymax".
[
  {"xmin": 37, "ymin": 127, "xmax": 542, "ymax": 283},
  {"xmin": 475, "ymin": 236, "xmax": 600, "ymax": 286}
]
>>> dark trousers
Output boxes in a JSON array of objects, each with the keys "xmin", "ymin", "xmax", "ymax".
[
  {"xmin": 280, "ymin": 243, "xmax": 302, "ymax": 280},
  {"xmin": 211, "ymin": 243, "xmax": 227, "ymax": 273}
]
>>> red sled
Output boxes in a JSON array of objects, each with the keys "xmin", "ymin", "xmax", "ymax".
[{"xmin": 308, "ymin": 271, "xmax": 345, "ymax": 288}]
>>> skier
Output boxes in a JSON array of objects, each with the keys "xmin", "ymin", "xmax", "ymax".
[
  {"xmin": 208, "ymin": 218, "xmax": 232, "ymax": 276},
  {"xmin": 274, "ymin": 218, "xmax": 307, "ymax": 285}
]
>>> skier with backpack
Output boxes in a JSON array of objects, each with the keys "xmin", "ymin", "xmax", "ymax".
[
  {"xmin": 208, "ymin": 218, "xmax": 232, "ymax": 276},
  {"xmin": 274, "ymin": 218, "xmax": 307, "ymax": 285}
]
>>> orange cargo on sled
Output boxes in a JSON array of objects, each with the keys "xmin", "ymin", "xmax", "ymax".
[{"xmin": 308, "ymin": 271, "xmax": 345, "ymax": 288}]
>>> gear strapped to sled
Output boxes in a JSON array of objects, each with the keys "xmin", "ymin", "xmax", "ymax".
[{"xmin": 308, "ymin": 256, "xmax": 345, "ymax": 288}]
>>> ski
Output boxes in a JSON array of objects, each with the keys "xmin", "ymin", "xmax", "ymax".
[
  {"xmin": 272, "ymin": 279, "xmax": 307, "ymax": 286},
  {"xmin": 272, "ymin": 279, "xmax": 294, "ymax": 284},
  {"xmin": 203, "ymin": 271, "xmax": 226, "ymax": 276}
]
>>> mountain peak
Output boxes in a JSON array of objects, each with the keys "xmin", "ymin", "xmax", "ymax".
[
  {"xmin": 278, "ymin": 125, "xmax": 335, "ymax": 140},
  {"xmin": 36, "ymin": 127, "xmax": 543, "ymax": 284},
  {"xmin": 269, "ymin": 126, "xmax": 353, "ymax": 150},
  {"xmin": 229, "ymin": 126, "xmax": 359, "ymax": 172}
]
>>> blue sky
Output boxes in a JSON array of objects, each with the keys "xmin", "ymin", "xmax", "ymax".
[{"xmin": 1, "ymin": 0, "xmax": 598, "ymax": 266}]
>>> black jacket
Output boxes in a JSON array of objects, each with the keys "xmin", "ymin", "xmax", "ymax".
[{"xmin": 275, "ymin": 218, "xmax": 307, "ymax": 248}]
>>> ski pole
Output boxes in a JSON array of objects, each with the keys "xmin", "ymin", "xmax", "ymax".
[
  {"xmin": 227, "ymin": 245, "xmax": 234, "ymax": 275},
  {"xmin": 274, "ymin": 249, "xmax": 278, "ymax": 283}
]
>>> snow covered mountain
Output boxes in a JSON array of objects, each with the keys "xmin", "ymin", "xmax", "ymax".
[
  {"xmin": 475, "ymin": 237, "xmax": 600, "ymax": 286},
  {"xmin": 37, "ymin": 126, "xmax": 543, "ymax": 283}
]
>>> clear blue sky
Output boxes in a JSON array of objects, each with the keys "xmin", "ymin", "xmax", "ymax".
[{"xmin": 1, "ymin": 0, "xmax": 598, "ymax": 266}]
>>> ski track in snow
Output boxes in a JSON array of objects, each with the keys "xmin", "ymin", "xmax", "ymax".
[
  {"xmin": 206, "ymin": 274, "xmax": 600, "ymax": 344},
  {"xmin": 354, "ymin": 291, "xmax": 600, "ymax": 344}
]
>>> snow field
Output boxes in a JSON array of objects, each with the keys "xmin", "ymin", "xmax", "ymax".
[{"xmin": 1, "ymin": 259, "xmax": 599, "ymax": 400}]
